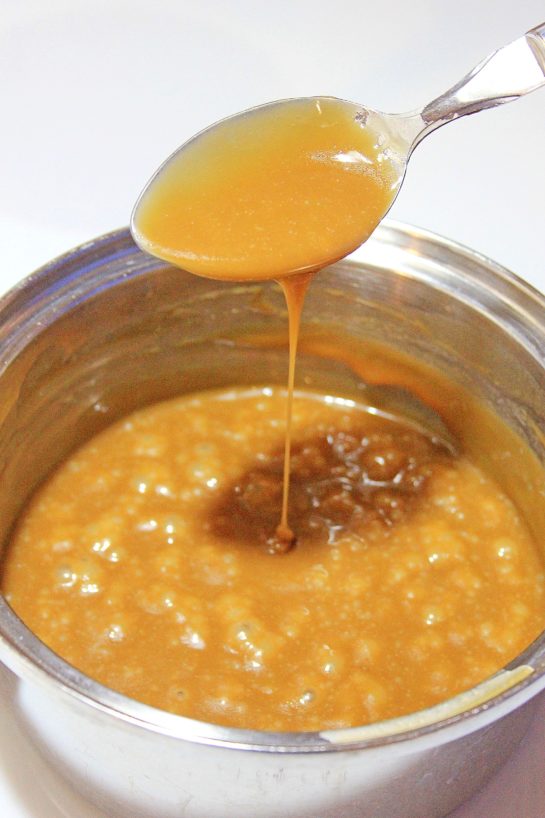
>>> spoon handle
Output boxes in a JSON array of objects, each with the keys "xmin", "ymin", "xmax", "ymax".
[{"xmin": 411, "ymin": 23, "xmax": 545, "ymax": 149}]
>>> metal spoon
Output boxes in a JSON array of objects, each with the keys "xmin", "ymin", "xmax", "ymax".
[
  {"xmin": 132, "ymin": 23, "xmax": 545, "ymax": 279},
  {"xmin": 359, "ymin": 21, "xmax": 545, "ymax": 177}
]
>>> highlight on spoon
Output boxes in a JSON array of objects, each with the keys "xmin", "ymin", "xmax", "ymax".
[{"xmin": 131, "ymin": 97, "xmax": 403, "ymax": 281}]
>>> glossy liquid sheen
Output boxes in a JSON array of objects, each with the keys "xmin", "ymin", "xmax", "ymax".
[
  {"xmin": 132, "ymin": 97, "xmax": 399, "ymax": 280},
  {"xmin": 3, "ymin": 388, "xmax": 544, "ymax": 731}
]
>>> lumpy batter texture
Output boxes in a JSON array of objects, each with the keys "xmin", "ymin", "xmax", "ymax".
[{"xmin": 3, "ymin": 388, "xmax": 545, "ymax": 730}]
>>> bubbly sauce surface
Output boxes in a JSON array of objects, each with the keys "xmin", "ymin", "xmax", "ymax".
[
  {"xmin": 4, "ymin": 387, "xmax": 544, "ymax": 731},
  {"xmin": 132, "ymin": 97, "xmax": 399, "ymax": 280}
]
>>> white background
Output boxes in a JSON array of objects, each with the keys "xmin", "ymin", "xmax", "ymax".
[{"xmin": 1, "ymin": 1, "xmax": 544, "ymax": 816}]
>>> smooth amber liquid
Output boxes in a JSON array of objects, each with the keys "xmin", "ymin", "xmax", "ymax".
[
  {"xmin": 276, "ymin": 271, "xmax": 314, "ymax": 543},
  {"xmin": 132, "ymin": 97, "xmax": 399, "ymax": 281}
]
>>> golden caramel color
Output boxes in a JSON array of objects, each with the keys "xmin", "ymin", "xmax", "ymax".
[
  {"xmin": 132, "ymin": 98, "xmax": 399, "ymax": 280},
  {"xmin": 131, "ymin": 96, "xmax": 400, "ymax": 540},
  {"xmin": 4, "ymin": 388, "xmax": 544, "ymax": 731}
]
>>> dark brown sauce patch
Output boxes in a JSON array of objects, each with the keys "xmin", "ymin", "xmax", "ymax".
[{"xmin": 211, "ymin": 424, "xmax": 454, "ymax": 553}]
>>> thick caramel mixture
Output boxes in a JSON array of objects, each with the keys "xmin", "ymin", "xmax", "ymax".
[{"xmin": 4, "ymin": 388, "xmax": 544, "ymax": 731}]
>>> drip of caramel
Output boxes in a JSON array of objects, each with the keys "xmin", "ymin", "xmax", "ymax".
[
  {"xmin": 132, "ymin": 97, "xmax": 399, "ymax": 544},
  {"xmin": 274, "ymin": 271, "xmax": 315, "ymax": 549}
]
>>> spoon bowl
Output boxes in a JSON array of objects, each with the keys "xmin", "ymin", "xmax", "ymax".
[{"xmin": 131, "ymin": 96, "xmax": 403, "ymax": 280}]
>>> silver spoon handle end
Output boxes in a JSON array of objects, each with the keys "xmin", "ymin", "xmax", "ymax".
[{"xmin": 411, "ymin": 23, "xmax": 545, "ymax": 149}]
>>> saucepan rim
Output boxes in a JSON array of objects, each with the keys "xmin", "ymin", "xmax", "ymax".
[{"xmin": 0, "ymin": 221, "xmax": 544, "ymax": 754}]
